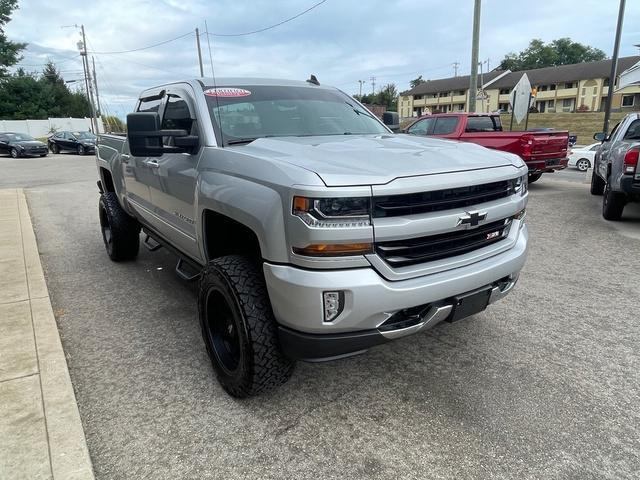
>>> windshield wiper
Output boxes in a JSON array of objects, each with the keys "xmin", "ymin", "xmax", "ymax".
[
  {"xmin": 345, "ymin": 101, "xmax": 377, "ymax": 120},
  {"xmin": 226, "ymin": 138, "xmax": 259, "ymax": 145}
]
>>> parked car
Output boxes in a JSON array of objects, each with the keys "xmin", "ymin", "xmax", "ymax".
[
  {"xmin": 96, "ymin": 78, "xmax": 529, "ymax": 397},
  {"xmin": 48, "ymin": 131, "xmax": 97, "ymax": 155},
  {"xmin": 568, "ymin": 143, "xmax": 600, "ymax": 171},
  {"xmin": 0, "ymin": 132, "xmax": 48, "ymax": 158},
  {"xmin": 403, "ymin": 113, "xmax": 568, "ymax": 183},
  {"xmin": 590, "ymin": 113, "xmax": 640, "ymax": 220}
]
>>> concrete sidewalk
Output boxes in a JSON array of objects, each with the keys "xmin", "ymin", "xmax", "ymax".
[{"xmin": 0, "ymin": 189, "xmax": 93, "ymax": 479}]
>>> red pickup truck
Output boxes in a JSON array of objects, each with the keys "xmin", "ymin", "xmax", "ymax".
[{"xmin": 403, "ymin": 113, "xmax": 569, "ymax": 182}]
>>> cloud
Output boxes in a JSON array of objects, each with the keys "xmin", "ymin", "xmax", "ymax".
[{"xmin": 5, "ymin": 0, "xmax": 640, "ymax": 118}]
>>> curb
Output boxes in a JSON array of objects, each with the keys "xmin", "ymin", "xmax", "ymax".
[{"xmin": 3, "ymin": 189, "xmax": 95, "ymax": 479}]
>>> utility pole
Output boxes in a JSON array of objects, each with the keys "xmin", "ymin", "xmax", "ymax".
[
  {"xmin": 603, "ymin": 0, "xmax": 626, "ymax": 136},
  {"xmin": 453, "ymin": 62, "xmax": 460, "ymax": 77},
  {"xmin": 370, "ymin": 76, "xmax": 376, "ymax": 95},
  {"xmin": 92, "ymin": 56, "xmax": 101, "ymax": 118},
  {"xmin": 358, "ymin": 80, "xmax": 365, "ymax": 97},
  {"xmin": 468, "ymin": 0, "xmax": 481, "ymax": 113},
  {"xmin": 478, "ymin": 61, "xmax": 485, "ymax": 112},
  {"xmin": 78, "ymin": 25, "xmax": 98, "ymax": 133},
  {"xmin": 195, "ymin": 27, "xmax": 204, "ymax": 77}
]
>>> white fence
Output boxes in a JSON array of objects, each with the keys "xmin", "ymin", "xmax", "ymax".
[{"xmin": 0, "ymin": 117, "xmax": 104, "ymax": 138}]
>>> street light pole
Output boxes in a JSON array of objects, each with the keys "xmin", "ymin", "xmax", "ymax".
[
  {"xmin": 468, "ymin": 0, "xmax": 481, "ymax": 112},
  {"xmin": 603, "ymin": 0, "xmax": 626, "ymax": 136},
  {"xmin": 79, "ymin": 25, "xmax": 99, "ymax": 134}
]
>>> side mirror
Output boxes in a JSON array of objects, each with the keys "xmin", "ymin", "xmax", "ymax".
[
  {"xmin": 127, "ymin": 112, "xmax": 195, "ymax": 156},
  {"xmin": 593, "ymin": 132, "xmax": 607, "ymax": 142},
  {"xmin": 382, "ymin": 111, "xmax": 400, "ymax": 132}
]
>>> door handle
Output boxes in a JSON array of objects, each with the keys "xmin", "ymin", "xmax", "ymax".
[
  {"xmin": 146, "ymin": 159, "xmax": 160, "ymax": 168},
  {"xmin": 121, "ymin": 154, "xmax": 130, "ymax": 164}
]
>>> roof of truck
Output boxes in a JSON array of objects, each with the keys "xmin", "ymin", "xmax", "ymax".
[{"xmin": 198, "ymin": 77, "xmax": 335, "ymax": 89}]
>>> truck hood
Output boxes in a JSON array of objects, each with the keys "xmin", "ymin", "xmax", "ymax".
[{"xmin": 236, "ymin": 134, "xmax": 523, "ymax": 186}]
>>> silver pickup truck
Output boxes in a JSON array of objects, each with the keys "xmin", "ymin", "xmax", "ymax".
[
  {"xmin": 96, "ymin": 78, "xmax": 529, "ymax": 397},
  {"xmin": 591, "ymin": 113, "xmax": 640, "ymax": 220}
]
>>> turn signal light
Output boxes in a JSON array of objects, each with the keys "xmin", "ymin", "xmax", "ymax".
[
  {"xmin": 293, "ymin": 243, "xmax": 373, "ymax": 256},
  {"xmin": 623, "ymin": 148, "xmax": 639, "ymax": 174}
]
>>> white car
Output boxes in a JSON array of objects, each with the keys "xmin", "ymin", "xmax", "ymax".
[{"xmin": 568, "ymin": 143, "xmax": 600, "ymax": 171}]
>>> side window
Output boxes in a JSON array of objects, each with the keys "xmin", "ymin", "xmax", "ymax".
[
  {"xmin": 433, "ymin": 117, "xmax": 458, "ymax": 135},
  {"xmin": 589, "ymin": 144, "xmax": 600, "ymax": 151},
  {"xmin": 465, "ymin": 116, "xmax": 497, "ymax": 132},
  {"xmin": 407, "ymin": 118, "xmax": 433, "ymax": 135},
  {"xmin": 54, "ymin": 133, "xmax": 62, "ymax": 139},
  {"xmin": 161, "ymin": 94, "xmax": 198, "ymax": 147},
  {"xmin": 0, "ymin": 135, "xmax": 6, "ymax": 142},
  {"xmin": 623, "ymin": 119, "xmax": 640, "ymax": 140},
  {"xmin": 137, "ymin": 97, "xmax": 163, "ymax": 113}
]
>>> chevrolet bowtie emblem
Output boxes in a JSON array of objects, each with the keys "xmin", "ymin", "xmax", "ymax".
[{"xmin": 457, "ymin": 211, "xmax": 488, "ymax": 228}]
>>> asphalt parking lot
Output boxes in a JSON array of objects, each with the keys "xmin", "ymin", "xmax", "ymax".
[{"xmin": 2, "ymin": 153, "xmax": 640, "ymax": 479}]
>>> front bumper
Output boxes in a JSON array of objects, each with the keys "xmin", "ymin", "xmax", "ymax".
[
  {"xmin": 264, "ymin": 224, "xmax": 528, "ymax": 360},
  {"xmin": 527, "ymin": 158, "xmax": 568, "ymax": 174}
]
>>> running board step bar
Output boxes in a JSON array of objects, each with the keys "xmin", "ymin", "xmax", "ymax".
[
  {"xmin": 175, "ymin": 258, "xmax": 200, "ymax": 282},
  {"xmin": 143, "ymin": 234, "xmax": 162, "ymax": 252}
]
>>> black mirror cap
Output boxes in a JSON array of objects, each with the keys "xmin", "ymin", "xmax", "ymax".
[
  {"xmin": 593, "ymin": 132, "xmax": 607, "ymax": 142},
  {"xmin": 127, "ymin": 112, "xmax": 163, "ymax": 157}
]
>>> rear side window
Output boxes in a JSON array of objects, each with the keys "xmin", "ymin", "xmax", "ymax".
[
  {"xmin": 432, "ymin": 117, "xmax": 458, "ymax": 135},
  {"xmin": 623, "ymin": 119, "xmax": 640, "ymax": 140},
  {"xmin": 137, "ymin": 97, "xmax": 163, "ymax": 113},
  {"xmin": 466, "ymin": 116, "xmax": 498, "ymax": 132}
]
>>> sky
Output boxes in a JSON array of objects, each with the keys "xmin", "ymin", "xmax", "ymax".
[{"xmin": 6, "ymin": 0, "xmax": 640, "ymax": 119}]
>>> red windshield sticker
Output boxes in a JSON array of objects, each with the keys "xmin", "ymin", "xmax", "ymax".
[{"xmin": 203, "ymin": 88, "xmax": 251, "ymax": 98}]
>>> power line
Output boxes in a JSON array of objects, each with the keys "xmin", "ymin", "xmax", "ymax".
[
  {"xmin": 14, "ymin": 55, "xmax": 82, "ymax": 68},
  {"xmin": 88, "ymin": 31, "xmax": 194, "ymax": 55},
  {"xmin": 203, "ymin": 0, "xmax": 328, "ymax": 37}
]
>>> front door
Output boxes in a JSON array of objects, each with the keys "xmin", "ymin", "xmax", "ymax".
[
  {"xmin": 122, "ymin": 92, "xmax": 165, "ymax": 223},
  {"xmin": 147, "ymin": 87, "xmax": 201, "ymax": 261},
  {"xmin": 0, "ymin": 134, "xmax": 9, "ymax": 155}
]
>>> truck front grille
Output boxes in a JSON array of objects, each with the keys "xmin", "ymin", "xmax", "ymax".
[
  {"xmin": 372, "ymin": 179, "xmax": 516, "ymax": 218},
  {"xmin": 375, "ymin": 218, "xmax": 512, "ymax": 268}
]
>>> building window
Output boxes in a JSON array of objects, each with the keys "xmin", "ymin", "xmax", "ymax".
[
  {"xmin": 498, "ymin": 102, "xmax": 509, "ymax": 112},
  {"xmin": 457, "ymin": 90, "xmax": 465, "ymax": 96},
  {"xmin": 550, "ymin": 84, "xmax": 556, "ymax": 91},
  {"xmin": 499, "ymin": 88, "xmax": 510, "ymax": 95},
  {"xmin": 456, "ymin": 103, "xmax": 465, "ymax": 111},
  {"xmin": 547, "ymin": 100, "xmax": 555, "ymax": 109},
  {"xmin": 540, "ymin": 85, "xmax": 548, "ymax": 92},
  {"xmin": 582, "ymin": 87, "xmax": 586, "ymax": 95},
  {"xmin": 604, "ymin": 78, "xmax": 610, "ymax": 87},
  {"xmin": 414, "ymin": 95, "xmax": 423, "ymax": 100},
  {"xmin": 564, "ymin": 82, "xmax": 575, "ymax": 89},
  {"xmin": 622, "ymin": 95, "xmax": 635, "ymax": 107}
]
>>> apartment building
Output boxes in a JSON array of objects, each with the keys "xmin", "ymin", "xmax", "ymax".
[{"xmin": 399, "ymin": 56, "xmax": 640, "ymax": 118}]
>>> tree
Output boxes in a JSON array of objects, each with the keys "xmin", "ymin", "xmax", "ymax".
[
  {"xmin": 378, "ymin": 83, "xmax": 398, "ymax": 111},
  {"xmin": 0, "ymin": 0, "xmax": 26, "ymax": 76},
  {"xmin": 499, "ymin": 38, "xmax": 606, "ymax": 71},
  {"xmin": 103, "ymin": 115, "xmax": 125, "ymax": 132},
  {"xmin": 410, "ymin": 75, "xmax": 426, "ymax": 89}
]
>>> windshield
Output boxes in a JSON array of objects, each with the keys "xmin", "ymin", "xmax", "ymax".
[
  {"xmin": 204, "ymin": 85, "xmax": 389, "ymax": 146},
  {"xmin": 73, "ymin": 131, "xmax": 96, "ymax": 140},
  {"xmin": 7, "ymin": 133, "xmax": 35, "ymax": 141}
]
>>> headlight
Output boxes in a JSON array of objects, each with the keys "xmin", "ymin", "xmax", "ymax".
[
  {"xmin": 292, "ymin": 196, "xmax": 371, "ymax": 227},
  {"xmin": 514, "ymin": 174, "xmax": 528, "ymax": 196}
]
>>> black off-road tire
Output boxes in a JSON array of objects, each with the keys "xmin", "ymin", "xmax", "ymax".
[
  {"xmin": 590, "ymin": 171, "xmax": 605, "ymax": 195},
  {"xmin": 528, "ymin": 172, "xmax": 542, "ymax": 184},
  {"xmin": 198, "ymin": 255, "xmax": 294, "ymax": 397},
  {"xmin": 602, "ymin": 180, "xmax": 626, "ymax": 221},
  {"xmin": 98, "ymin": 192, "xmax": 140, "ymax": 261}
]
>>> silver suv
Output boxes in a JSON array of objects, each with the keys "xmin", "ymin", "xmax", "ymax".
[{"xmin": 96, "ymin": 78, "xmax": 529, "ymax": 397}]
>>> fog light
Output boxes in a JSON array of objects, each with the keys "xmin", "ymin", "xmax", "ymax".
[{"xmin": 323, "ymin": 291, "xmax": 344, "ymax": 322}]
